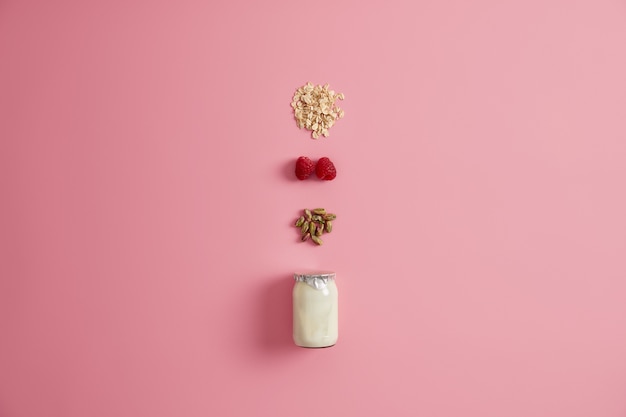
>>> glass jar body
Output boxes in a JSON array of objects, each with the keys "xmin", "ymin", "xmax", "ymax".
[{"xmin": 292, "ymin": 272, "xmax": 338, "ymax": 348}]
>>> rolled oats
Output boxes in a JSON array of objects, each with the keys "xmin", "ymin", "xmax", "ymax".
[{"xmin": 292, "ymin": 82, "xmax": 345, "ymax": 139}]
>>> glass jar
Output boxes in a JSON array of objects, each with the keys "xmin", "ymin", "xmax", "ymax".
[{"xmin": 292, "ymin": 271, "xmax": 338, "ymax": 348}]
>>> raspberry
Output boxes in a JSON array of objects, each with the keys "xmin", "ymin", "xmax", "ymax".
[
  {"xmin": 315, "ymin": 157, "xmax": 336, "ymax": 180},
  {"xmin": 295, "ymin": 156, "xmax": 315, "ymax": 180}
]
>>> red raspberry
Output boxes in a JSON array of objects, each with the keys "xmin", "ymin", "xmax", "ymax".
[
  {"xmin": 295, "ymin": 156, "xmax": 315, "ymax": 180},
  {"xmin": 315, "ymin": 157, "xmax": 336, "ymax": 180}
]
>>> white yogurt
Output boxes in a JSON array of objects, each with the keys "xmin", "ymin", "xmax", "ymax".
[{"xmin": 292, "ymin": 272, "xmax": 338, "ymax": 348}]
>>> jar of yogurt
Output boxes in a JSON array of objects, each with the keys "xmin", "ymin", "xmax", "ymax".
[{"xmin": 293, "ymin": 271, "xmax": 338, "ymax": 348}]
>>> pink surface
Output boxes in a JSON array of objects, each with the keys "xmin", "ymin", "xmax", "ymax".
[{"xmin": 1, "ymin": 0, "xmax": 626, "ymax": 416}]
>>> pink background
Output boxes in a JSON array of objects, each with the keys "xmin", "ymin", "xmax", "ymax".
[{"xmin": 1, "ymin": 0, "xmax": 626, "ymax": 416}]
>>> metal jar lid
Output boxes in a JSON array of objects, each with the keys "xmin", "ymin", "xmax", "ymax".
[{"xmin": 294, "ymin": 271, "xmax": 336, "ymax": 290}]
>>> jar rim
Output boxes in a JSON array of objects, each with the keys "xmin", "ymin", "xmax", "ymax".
[{"xmin": 294, "ymin": 271, "xmax": 336, "ymax": 281}]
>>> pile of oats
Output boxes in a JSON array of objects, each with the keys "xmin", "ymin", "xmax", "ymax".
[{"xmin": 291, "ymin": 82, "xmax": 345, "ymax": 139}]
